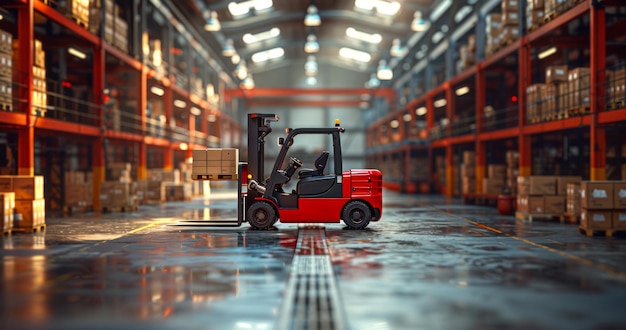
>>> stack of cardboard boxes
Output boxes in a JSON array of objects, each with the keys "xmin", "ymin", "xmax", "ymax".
[
  {"xmin": 0, "ymin": 192, "xmax": 14, "ymax": 234},
  {"xmin": 104, "ymin": 0, "xmax": 128, "ymax": 52},
  {"xmin": 12, "ymin": 39, "xmax": 47, "ymax": 116},
  {"xmin": 610, "ymin": 67, "xmax": 625, "ymax": 106},
  {"xmin": 100, "ymin": 162, "xmax": 138, "ymax": 211},
  {"xmin": 64, "ymin": 170, "xmax": 93, "ymax": 212},
  {"xmin": 458, "ymin": 35, "xmax": 476, "ymax": 72},
  {"xmin": 0, "ymin": 176, "xmax": 45, "ymax": 231},
  {"xmin": 526, "ymin": 0, "xmax": 545, "ymax": 31},
  {"xmin": 485, "ymin": 13, "xmax": 502, "ymax": 56},
  {"xmin": 565, "ymin": 183, "xmax": 581, "ymax": 222},
  {"xmin": 505, "ymin": 151, "xmax": 519, "ymax": 195},
  {"xmin": 545, "ymin": 0, "xmax": 572, "ymax": 19},
  {"xmin": 517, "ymin": 176, "xmax": 581, "ymax": 218},
  {"xmin": 501, "ymin": 0, "xmax": 520, "ymax": 44},
  {"xmin": 192, "ymin": 148, "xmax": 239, "ymax": 180},
  {"xmin": 483, "ymin": 164, "xmax": 506, "ymax": 195},
  {"xmin": 568, "ymin": 67, "xmax": 590, "ymax": 111},
  {"xmin": 579, "ymin": 181, "xmax": 626, "ymax": 236},
  {"xmin": 0, "ymin": 29, "xmax": 12, "ymax": 111},
  {"xmin": 461, "ymin": 151, "xmax": 475, "ymax": 194}
]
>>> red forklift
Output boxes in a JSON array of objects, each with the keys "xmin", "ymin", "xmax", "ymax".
[{"xmin": 195, "ymin": 113, "xmax": 383, "ymax": 230}]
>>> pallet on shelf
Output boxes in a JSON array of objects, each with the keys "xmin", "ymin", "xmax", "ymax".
[
  {"xmin": 567, "ymin": 107, "xmax": 590, "ymax": 117},
  {"xmin": 515, "ymin": 211, "xmax": 565, "ymax": 222},
  {"xmin": 13, "ymin": 224, "xmax": 46, "ymax": 234},
  {"xmin": 578, "ymin": 226, "xmax": 623, "ymax": 237},
  {"xmin": 608, "ymin": 99, "xmax": 625, "ymax": 110},
  {"xmin": 2, "ymin": 228, "xmax": 11, "ymax": 236},
  {"xmin": 563, "ymin": 213, "xmax": 580, "ymax": 224}
]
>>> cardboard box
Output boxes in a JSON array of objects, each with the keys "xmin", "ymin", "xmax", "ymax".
[
  {"xmin": 556, "ymin": 176, "xmax": 581, "ymax": 196},
  {"xmin": 544, "ymin": 195, "xmax": 565, "ymax": 214},
  {"xmin": 567, "ymin": 183, "xmax": 581, "ymax": 200},
  {"xmin": 506, "ymin": 151, "xmax": 519, "ymax": 166},
  {"xmin": 461, "ymin": 163, "xmax": 475, "ymax": 178},
  {"xmin": 517, "ymin": 176, "xmax": 530, "ymax": 196},
  {"xmin": 502, "ymin": 0, "xmax": 519, "ymax": 12},
  {"xmin": 614, "ymin": 211, "xmax": 626, "ymax": 230},
  {"xmin": 529, "ymin": 176, "xmax": 556, "ymax": 195},
  {"xmin": 545, "ymin": 66, "xmax": 568, "ymax": 84},
  {"xmin": 0, "ymin": 176, "xmax": 45, "ymax": 200},
  {"xmin": 0, "ymin": 192, "xmax": 14, "ymax": 231},
  {"xmin": 520, "ymin": 196, "xmax": 544, "ymax": 214},
  {"xmin": 580, "ymin": 210, "xmax": 612, "ymax": 230},
  {"xmin": 483, "ymin": 178, "xmax": 505, "ymax": 195},
  {"xmin": 517, "ymin": 195, "xmax": 527, "ymax": 213},
  {"xmin": 614, "ymin": 182, "xmax": 626, "ymax": 209},
  {"xmin": 581, "ymin": 181, "xmax": 613, "ymax": 210},
  {"xmin": 566, "ymin": 200, "xmax": 581, "ymax": 217},
  {"xmin": 192, "ymin": 149, "xmax": 207, "ymax": 161},
  {"xmin": 488, "ymin": 164, "xmax": 506, "ymax": 179},
  {"xmin": 14, "ymin": 198, "xmax": 45, "ymax": 228},
  {"xmin": 506, "ymin": 168, "xmax": 519, "ymax": 179},
  {"xmin": 207, "ymin": 149, "xmax": 222, "ymax": 161},
  {"xmin": 462, "ymin": 151, "xmax": 475, "ymax": 164}
]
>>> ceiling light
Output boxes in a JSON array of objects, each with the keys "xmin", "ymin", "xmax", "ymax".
[
  {"xmin": 455, "ymin": 86, "xmax": 470, "ymax": 96},
  {"xmin": 243, "ymin": 27, "xmax": 280, "ymax": 44},
  {"xmin": 366, "ymin": 74, "xmax": 380, "ymax": 88},
  {"xmin": 231, "ymin": 53, "xmax": 241, "ymax": 64},
  {"xmin": 432, "ymin": 31, "xmax": 445, "ymax": 44},
  {"xmin": 304, "ymin": 34, "xmax": 320, "ymax": 53},
  {"xmin": 390, "ymin": 38, "xmax": 404, "ymax": 57},
  {"xmin": 377, "ymin": 60, "xmax": 393, "ymax": 80},
  {"xmin": 0, "ymin": 14, "xmax": 4, "ymax": 20},
  {"xmin": 241, "ymin": 75, "xmax": 255, "ymax": 89},
  {"xmin": 538, "ymin": 46, "xmax": 557, "ymax": 59},
  {"xmin": 222, "ymin": 39, "xmax": 235, "ymax": 57},
  {"xmin": 174, "ymin": 99, "xmax": 187, "ymax": 108},
  {"xmin": 403, "ymin": 113, "xmax": 412, "ymax": 122},
  {"xmin": 150, "ymin": 86, "xmax": 165, "ymax": 96},
  {"xmin": 455, "ymin": 5, "xmax": 473, "ymax": 23},
  {"xmin": 346, "ymin": 27, "xmax": 382, "ymax": 44},
  {"xmin": 415, "ymin": 106, "xmax": 427, "ymax": 116},
  {"xmin": 190, "ymin": 107, "xmax": 202, "ymax": 116},
  {"xmin": 207, "ymin": 114, "xmax": 217, "ymax": 122},
  {"xmin": 251, "ymin": 47, "xmax": 284, "ymax": 63},
  {"xmin": 411, "ymin": 11, "xmax": 429, "ymax": 32},
  {"xmin": 206, "ymin": 84, "xmax": 215, "ymax": 98},
  {"xmin": 68, "ymin": 47, "xmax": 86, "ymax": 59},
  {"xmin": 434, "ymin": 98, "xmax": 447, "ymax": 108},
  {"xmin": 430, "ymin": 0, "xmax": 452, "ymax": 22},
  {"xmin": 355, "ymin": 0, "xmax": 400, "ymax": 16},
  {"xmin": 304, "ymin": 4, "xmax": 321, "ymax": 26},
  {"xmin": 390, "ymin": 120, "xmax": 399, "ymax": 128},
  {"xmin": 234, "ymin": 60, "xmax": 248, "ymax": 80},
  {"xmin": 339, "ymin": 47, "xmax": 371, "ymax": 63},
  {"xmin": 305, "ymin": 55, "xmax": 318, "ymax": 76},
  {"xmin": 306, "ymin": 76, "xmax": 317, "ymax": 85},
  {"xmin": 228, "ymin": 0, "xmax": 273, "ymax": 17},
  {"xmin": 204, "ymin": 11, "xmax": 221, "ymax": 31}
]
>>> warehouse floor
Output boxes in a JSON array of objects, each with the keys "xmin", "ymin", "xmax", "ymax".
[{"xmin": 2, "ymin": 190, "xmax": 626, "ymax": 330}]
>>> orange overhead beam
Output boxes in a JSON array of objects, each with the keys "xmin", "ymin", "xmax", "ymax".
[{"xmin": 225, "ymin": 87, "xmax": 396, "ymax": 100}]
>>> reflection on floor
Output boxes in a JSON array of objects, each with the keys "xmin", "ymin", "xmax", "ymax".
[{"xmin": 1, "ymin": 191, "xmax": 626, "ymax": 330}]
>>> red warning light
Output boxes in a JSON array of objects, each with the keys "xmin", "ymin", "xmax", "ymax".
[
  {"xmin": 511, "ymin": 95, "xmax": 518, "ymax": 103},
  {"xmin": 61, "ymin": 81, "xmax": 72, "ymax": 88}
]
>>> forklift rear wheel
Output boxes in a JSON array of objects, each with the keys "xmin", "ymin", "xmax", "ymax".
[
  {"xmin": 247, "ymin": 201, "xmax": 277, "ymax": 229},
  {"xmin": 342, "ymin": 201, "xmax": 371, "ymax": 229}
]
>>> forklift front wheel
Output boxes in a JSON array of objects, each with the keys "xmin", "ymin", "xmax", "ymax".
[
  {"xmin": 247, "ymin": 201, "xmax": 278, "ymax": 229},
  {"xmin": 342, "ymin": 201, "xmax": 371, "ymax": 229}
]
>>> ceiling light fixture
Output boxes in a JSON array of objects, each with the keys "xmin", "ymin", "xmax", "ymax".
[
  {"xmin": 305, "ymin": 55, "xmax": 318, "ymax": 76},
  {"xmin": 150, "ymin": 86, "xmax": 165, "ymax": 96},
  {"xmin": 68, "ymin": 47, "xmax": 87, "ymax": 59},
  {"xmin": 411, "ymin": 11, "xmax": 430, "ymax": 31},
  {"xmin": 434, "ymin": 98, "xmax": 447, "ymax": 108},
  {"xmin": 455, "ymin": 86, "xmax": 470, "ymax": 96},
  {"xmin": 366, "ymin": 74, "xmax": 381, "ymax": 88},
  {"xmin": 231, "ymin": 53, "xmax": 241, "ymax": 64},
  {"xmin": 390, "ymin": 38, "xmax": 404, "ymax": 57},
  {"xmin": 430, "ymin": 0, "xmax": 452, "ymax": 22},
  {"xmin": 243, "ymin": 27, "xmax": 280, "ymax": 44},
  {"xmin": 376, "ymin": 60, "xmax": 393, "ymax": 80},
  {"xmin": 222, "ymin": 39, "xmax": 236, "ymax": 57},
  {"xmin": 204, "ymin": 11, "xmax": 221, "ymax": 31},
  {"xmin": 390, "ymin": 120, "xmax": 399, "ymax": 128},
  {"xmin": 538, "ymin": 46, "xmax": 557, "ymax": 59},
  {"xmin": 241, "ymin": 75, "xmax": 255, "ymax": 89},
  {"xmin": 234, "ymin": 60, "xmax": 248, "ymax": 80},
  {"xmin": 345, "ymin": 27, "xmax": 382, "ymax": 44},
  {"xmin": 415, "ymin": 106, "xmax": 427, "ymax": 116},
  {"xmin": 174, "ymin": 99, "xmax": 187, "ymax": 108},
  {"xmin": 304, "ymin": 4, "xmax": 321, "ymax": 26},
  {"xmin": 228, "ymin": 0, "xmax": 273, "ymax": 17},
  {"xmin": 251, "ymin": 47, "xmax": 284, "ymax": 63},
  {"xmin": 403, "ymin": 113, "xmax": 412, "ymax": 122},
  {"xmin": 304, "ymin": 34, "xmax": 320, "ymax": 53},
  {"xmin": 306, "ymin": 76, "xmax": 317, "ymax": 85},
  {"xmin": 355, "ymin": 0, "xmax": 400, "ymax": 16},
  {"xmin": 190, "ymin": 107, "xmax": 202, "ymax": 116},
  {"xmin": 339, "ymin": 47, "xmax": 371, "ymax": 62}
]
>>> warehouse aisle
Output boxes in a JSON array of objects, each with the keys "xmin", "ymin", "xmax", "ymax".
[{"xmin": 1, "ymin": 191, "xmax": 626, "ymax": 330}]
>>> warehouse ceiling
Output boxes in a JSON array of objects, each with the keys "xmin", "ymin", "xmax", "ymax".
[{"xmin": 173, "ymin": 0, "xmax": 439, "ymax": 88}]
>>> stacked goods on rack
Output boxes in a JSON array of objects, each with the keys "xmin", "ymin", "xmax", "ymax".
[
  {"xmin": 1, "ymin": 192, "xmax": 15, "ymax": 234},
  {"xmin": 458, "ymin": 35, "xmax": 476, "ymax": 72},
  {"xmin": 544, "ymin": 0, "xmax": 575, "ymax": 22},
  {"xmin": 579, "ymin": 181, "xmax": 626, "ymax": 236},
  {"xmin": 12, "ymin": 39, "xmax": 46, "ymax": 116},
  {"xmin": 545, "ymin": 66, "xmax": 567, "ymax": 120},
  {"xmin": 88, "ymin": 0, "xmax": 101, "ymax": 34},
  {"xmin": 516, "ymin": 175, "xmax": 581, "ymax": 221},
  {"xmin": 565, "ymin": 183, "xmax": 581, "ymax": 222},
  {"xmin": 485, "ymin": 13, "xmax": 502, "ymax": 56},
  {"xmin": 505, "ymin": 151, "xmax": 519, "ymax": 195},
  {"xmin": 60, "ymin": 0, "xmax": 90, "ymax": 28},
  {"xmin": 434, "ymin": 155, "xmax": 446, "ymax": 194},
  {"xmin": 608, "ymin": 67, "xmax": 625, "ymax": 109},
  {"xmin": 104, "ymin": 0, "xmax": 128, "ymax": 52},
  {"xmin": 500, "ymin": 0, "xmax": 520, "ymax": 45},
  {"xmin": 483, "ymin": 164, "xmax": 506, "ymax": 195},
  {"xmin": 64, "ymin": 170, "xmax": 93, "ymax": 213},
  {"xmin": 525, "ymin": 84, "xmax": 541, "ymax": 123},
  {"xmin": 0, "ymin": 29, "xmax": 12, "ymax": 111},
  {"xmin": 526, "ymin": 0, "xmax": 545, "ymax": 31},
  {"xmin": 568, "ymin": 67, "xmax": 590, "ymax": 114},
  {"xmin": 100, "ymin": 162, "xmax": 138, "ymax": 211},
  {"xmin": 144, "ymin": 168, "xmax": 186, "ymax": 203},
  {"xmin": 460, "ymin": 151, "xmax": 475, "ymax": 194},
  {"xmin": 0, "ymin": 176, "xmax": 46, "ymax": 232}
]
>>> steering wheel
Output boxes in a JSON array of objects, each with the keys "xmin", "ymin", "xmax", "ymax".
[{"xmin": 290, "ymin": 156, "xmax": 303, "ymax": 168}]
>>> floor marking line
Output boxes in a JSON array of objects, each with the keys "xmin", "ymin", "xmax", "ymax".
[{"xmin": 420, "ymin": 204, "xmax": 626, "ymax": 280}]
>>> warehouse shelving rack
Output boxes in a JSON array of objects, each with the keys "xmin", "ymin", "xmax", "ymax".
[
  {"xmin": 0, "ymin": 0, "xmax": 241, "ymax": 211},
  {"xmin": 367, "ymin": 0, "xmax": 626, "ymax": 197}
]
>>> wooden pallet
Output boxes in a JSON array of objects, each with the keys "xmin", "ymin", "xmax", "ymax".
[
  {"xmin": 608, "ymin": 100, "xmax": 625, "ymax": 110},
  {"xmin": 0, "ymin": 101, "xmax": 12, "ymax": 111},
  {"xmin": 543, "ymin": 11, "xmax": 557, "ymax": 23},
  {"xmin": 578, "ymin": 226, "xmax": 619, "ymax": 237},
  {"xmin": 567, "ymin": 107, "xmax": 590, "ymax": 117},
  {"xmin": 527, "ymin": 24, "xmax": 541, "ymax": 33},
  {"xmin": 101, "ymin": 205, "xmax": 138, "ymax": 213},
  {"xmin": 71, "ymin": 16, "xmax": 89, "ymax": 29},
  {"xmin": 563, "ymin": 213, "xmax": 580, "ymax": 224},
  {"xmin": 193, "ymin": 174, "xmax": 238, "ymax": 181},
  {"xmin": 13, "ymin": 224, "xmax": 46, "ymax": 233},
  {"xmin": 515, "ymin": 211, "xmax": 565, "ymax": 222}
]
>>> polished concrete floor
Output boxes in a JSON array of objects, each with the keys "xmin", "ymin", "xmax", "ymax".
[{"xmin": 2, "ymin": 190, "xmax": 626, "ymax": 330}]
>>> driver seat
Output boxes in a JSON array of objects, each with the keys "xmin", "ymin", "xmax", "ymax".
[{"xmin": 298, "ymin": 151, "xmax": 329, "ymax": 179}]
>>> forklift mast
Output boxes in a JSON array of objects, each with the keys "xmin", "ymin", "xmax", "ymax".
[{"xmin": 247, "ymin": 113, "xmax": 279, "ymax": 198}]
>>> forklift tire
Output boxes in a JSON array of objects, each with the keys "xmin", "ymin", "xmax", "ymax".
[
  {"xmin": 342, "ymin": 201, "xmax": 371, "ymax": 229},
  {"xmin": 247, "ymin": 201, "xmax": 278, "ymax": 229}
]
